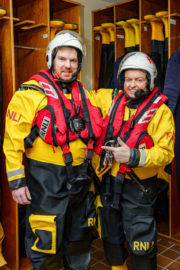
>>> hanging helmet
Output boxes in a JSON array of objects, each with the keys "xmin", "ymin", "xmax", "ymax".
[
  {"xmin": 117, "ymin": 52, "xmax": 157, "ymax": 91},
  {"xmin": 46, "ymin": 30, "xmax": 86, "ymax": 74}
]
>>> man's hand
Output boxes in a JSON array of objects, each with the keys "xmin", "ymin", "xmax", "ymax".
[
  {"xmin": 12, "ymin": 186, "xmax": 32, "ymax": 205},
  {"xmin": 101, "ymin": 137, "xmax": 130, "ymax": 163}
]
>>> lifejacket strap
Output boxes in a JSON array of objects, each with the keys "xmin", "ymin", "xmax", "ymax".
[
  {"xmin": 112, "ymin": 88, "xmax": 119, "ymax": 101},
  {"xmin": 84, "ymin": 139, "xmax": 94, "ymax": 162},
  {"xmin": 61, "ymin": 145, "xmax": 74, "ymax": 187},
  {"xmin": 104, "ymin": 173, "xmax": 111, "ymax": 199},
  {"xmin": 24, "ymin": 126, "xmax": 39, "ymax": 149},
  {"xmin": 63, "ymin": 152, "xmax": 73, "ymax": 166},
  {"xmin": 111, "ymin": 171, "xmax": 125, "ymax": 210}
]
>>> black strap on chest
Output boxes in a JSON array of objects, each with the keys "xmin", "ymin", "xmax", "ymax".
[{"xmin": 77, "ymin": 81, "xmax": 94, "ymax": 138}]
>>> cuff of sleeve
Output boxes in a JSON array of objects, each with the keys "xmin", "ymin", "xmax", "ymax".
[
  {"xmin": 127, "ymin": 148, "xmax": 140, "ymax": 166},
  {"xmin": 9, "ymin": 178, "xmax": 27, "ymax": 190}
]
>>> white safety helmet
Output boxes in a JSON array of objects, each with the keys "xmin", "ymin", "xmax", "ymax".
[
  {"xmin": 46, "ymin": 30, "xmax": 86, "ymax": 70},
  {"xmin": 117, "ymin": 52, "xmax": 158, "ymax": 91}
]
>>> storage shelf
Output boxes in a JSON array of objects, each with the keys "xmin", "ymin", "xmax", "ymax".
[
  {"xmin": 14, "ymin": 44, "xmax": 46, "ymax": 51},
  {"xmin": 14, "ymin": 20, "xmax": 35, "ymax": 30},
  {"xmin": 170, "ymin": 13, "xmax": 180, "ymax": 18},
  {"xmin": 21, "ymin": 23, "xmax": 47, "ymax": 31},
  {"xmin": 0, "ymin": 16, "xmax": 20, "ymax": 22},
  {"xmin": 14, "ymin": 20, "xmax": 47, "ymax": 31}
]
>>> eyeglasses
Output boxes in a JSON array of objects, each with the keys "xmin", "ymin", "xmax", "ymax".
[{"xmin": 124, "ymin": 77, "xmax": 147, "ymax": 85}]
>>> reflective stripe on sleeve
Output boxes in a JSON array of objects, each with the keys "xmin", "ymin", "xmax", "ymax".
[
  {"xmin": 7, "ymin": 168, "xmax": 25, "ymax": 179},
  {"xmin": 139, "ymin": 150, "xmax": 146, "ymax": 167}
]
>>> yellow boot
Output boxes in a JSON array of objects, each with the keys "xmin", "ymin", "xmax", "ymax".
[
  {"xmin": 63, "ymin": 23, "xmax": 78, "ymax": 31},
  {"xmin": 126, "ymin": 18, "xmax": 140, "ymax": 49},
  {"xmin": 50, "ymin": 20, "xmax": 65, "ymax": 40},
  {"xmin": 144, "ymin": 14, "xmax": 165, "ymax": 42},
  {"xmin": 155, "ymin": 11, "xmax": 168, "ymax": 39},
  {"xmin": 0, "ymin": 7, "xmax": 6, "ymax": 17},
  {"xmin": 116, "ymin": 20, "xmax": 135, "ymax": 51},
  {"xmin": 112, "ymin": 261, "xmax": 128, "ymax": 270},
  {"xmin": 93, "ymin": 26, "xmax": 110, "ymax": 45},
  {"xmin": 101, "ymin": 23, "xmax": 115, "ymax": 43}
]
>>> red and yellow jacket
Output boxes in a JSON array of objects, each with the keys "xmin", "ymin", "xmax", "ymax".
[{"xmin": 3, "ymin": 74, "xmax": 102, "ymax": 190}]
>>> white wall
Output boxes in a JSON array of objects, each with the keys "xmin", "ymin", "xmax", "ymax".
[{"xmin": 74, "ymin": 0, "xmax": 123, "ymax": 90}]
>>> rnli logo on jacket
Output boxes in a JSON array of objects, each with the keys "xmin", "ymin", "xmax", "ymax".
[
  {"xmin": 40, "ymin": 116, "xmax": 50, "ymax": 139},
  {"xmin": 166, "ymin": 131, "xmax": 175, "ymax": 141},
  {"xmin": 6, "ymin": 110, "xmax": 22, "ymax": 122},
  {"xmin": 88, "ymin": 217, "xmax": 96, "ymax": 227}
]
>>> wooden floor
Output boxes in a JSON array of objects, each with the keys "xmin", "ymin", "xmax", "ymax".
[
  {"xmin": 16, "ymin": 234, "xmax": 180, "ymax": 270},
  {"xmin": 91, "ymin": 236, "xmax": 180, "ymax": 270}
]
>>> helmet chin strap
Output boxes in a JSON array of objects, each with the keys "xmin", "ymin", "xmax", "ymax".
[
  {"xmin": 57, "ymin": 71, "xmax": 78, "ymax": 84},
  {"xmin": 51, "ymin": 68, "xmax": 80, "ymax": 84},
  {"xmin": 50, "ymin": 69, "xmax": 80, "ymax": 94}
]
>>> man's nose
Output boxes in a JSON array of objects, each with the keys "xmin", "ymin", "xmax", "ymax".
[{"xmin": 65, "ymin": 60, "xmax": 71, "ymax": 68}]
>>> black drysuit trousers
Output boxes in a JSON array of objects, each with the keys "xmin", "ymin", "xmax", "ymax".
[{"xmin": 98, "ymin": 175, "xmax": 158, "ymax": 270}]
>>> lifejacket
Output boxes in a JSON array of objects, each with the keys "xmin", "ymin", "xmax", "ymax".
[
  {"xmin": 24, "ymin": 70, "xmax": 103, "ymax": 205},
  {"xmin": 95, "ymin": 87, "xmax": 167, "ymax": 170},
  {"xmin": 28, "ymin": 70, "xmax": 102, "ymax": 147}
]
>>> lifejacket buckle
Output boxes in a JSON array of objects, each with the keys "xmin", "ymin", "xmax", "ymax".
[
  {"xmin": 69, "ymin": 115, "xmax": 85, "ymax": 133},
  {"xmin": 63, "ymin": 152, "xmax": 73, "ymax": 166}
]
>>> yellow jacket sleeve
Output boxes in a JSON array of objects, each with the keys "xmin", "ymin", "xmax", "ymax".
[
  {"xmin": 142, "ymin": 104, "xmax": 175, "ymax": 168},
  {"xmin": 89, "ymin": 89, "xmax": 114, "ymax": 119},
  {"xmin": 3, "ymin": 81, "xmax": 46, "ymax": 189},
  {"xmin": 90, "ymin": 89, "xmax": 115, "ymax": 178}
]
